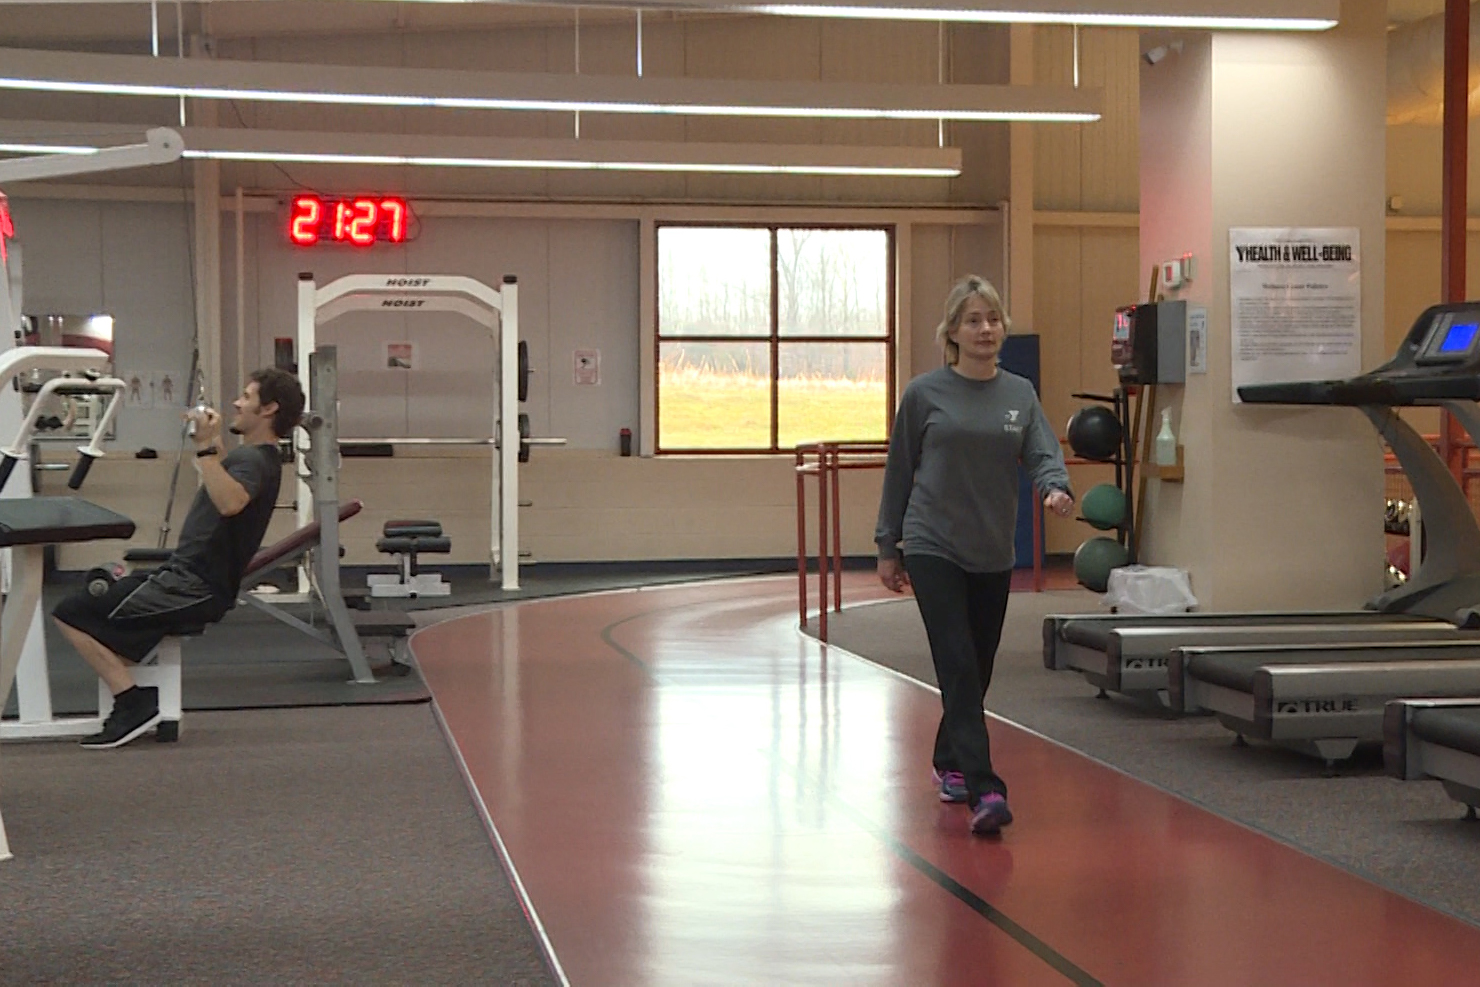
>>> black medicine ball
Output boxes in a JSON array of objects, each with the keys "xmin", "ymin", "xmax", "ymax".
[{"xmin": 1066, "ymin": 406, "xmax": 1123, "ymax": 462}]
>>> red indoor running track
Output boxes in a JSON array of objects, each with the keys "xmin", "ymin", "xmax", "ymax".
[{"xmin": 412, "ymin": 574, "xmax": 1480, "ymax": 987}]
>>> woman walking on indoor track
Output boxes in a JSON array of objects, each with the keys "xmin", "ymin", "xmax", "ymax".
[{"xmin": 875, "ymin": 275, "xmax": 1074, "ymax": 836}]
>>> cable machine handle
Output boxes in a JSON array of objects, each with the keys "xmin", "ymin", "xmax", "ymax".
[{"xmin": 67, "ymin": 451, "xmax": 98, "ymax": 490}]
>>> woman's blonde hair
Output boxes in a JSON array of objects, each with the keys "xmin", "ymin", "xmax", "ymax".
[{"xmin": 935, "ymin": 275, "xmax": 1010, "ymax": 365}]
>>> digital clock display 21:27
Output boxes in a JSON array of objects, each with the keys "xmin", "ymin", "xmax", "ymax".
[{"xmin": 289, "ymin": 195, "xmax": 412, "ymax": 246}]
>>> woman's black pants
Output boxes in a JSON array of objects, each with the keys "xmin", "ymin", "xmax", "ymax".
[{"xmin": 903, "ymin": 554, "xmax": 1013, "ymax": 802}]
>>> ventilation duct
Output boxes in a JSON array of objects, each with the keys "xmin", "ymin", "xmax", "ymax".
[{"xmin": 1388, "ymin": 6, "xmax": 1480, "ymax": 126}]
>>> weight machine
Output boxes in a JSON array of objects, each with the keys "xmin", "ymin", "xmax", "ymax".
[
  {"xmin": 0, "ymin": 132, "xmax": 181, "ymax": 755},
  {"xmin": 296, "ymin": 272, "xmax": 537, "ymax": 590}
]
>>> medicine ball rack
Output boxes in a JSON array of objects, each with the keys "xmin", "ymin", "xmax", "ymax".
[{"xmin": 1069, "ymin": 385, "xmax": 1139, "ymax": 565}]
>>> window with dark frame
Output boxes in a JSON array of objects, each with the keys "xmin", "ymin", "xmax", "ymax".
[{"xmin": 656, "ymin": 224, "xmax": 894, "ymax": 454}]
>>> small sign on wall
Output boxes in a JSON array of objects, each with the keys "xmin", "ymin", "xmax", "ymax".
[
  {"xmin": 574, "ymin": 348, "xmax": 600, "ymax": 386},
  {"xmin": 1187, "ymin": 305, "xmax": 1208, "ymax": 374},
  {"xmin": 386, "ymin": 342, "xmax": 416, "ymax": 370}
]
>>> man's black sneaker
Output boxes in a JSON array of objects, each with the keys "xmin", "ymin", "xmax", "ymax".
[{"xmin": 81, "ymin": 687, "xmax": 162, "ymax": 749}]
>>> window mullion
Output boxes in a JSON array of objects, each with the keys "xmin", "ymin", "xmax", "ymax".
[{"xmin": 770, "ymin": 226, "xmax": 780, "ymax": 453}]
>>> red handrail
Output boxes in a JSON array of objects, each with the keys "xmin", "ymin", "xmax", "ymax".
[{"xmin": 795, "ymin": 440, "xmax": 1051, "ymax": 641}]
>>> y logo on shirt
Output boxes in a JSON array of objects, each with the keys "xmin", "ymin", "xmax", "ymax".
[{"xmin": 1004, "ymin": 409, "xmax": 1024, "ymax": 434}]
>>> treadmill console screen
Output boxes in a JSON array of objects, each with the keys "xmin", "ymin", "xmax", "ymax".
[
  {"xmin": 1439, "ymin": 321, "xmax": 1480, "ymax": 353},
  {"xmin": 1418, "ymin": 307, "xmax": 1480, "ymax": 364}
]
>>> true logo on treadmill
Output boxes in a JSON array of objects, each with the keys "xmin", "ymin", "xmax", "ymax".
[{"xmin": 1276, "ymin": 699, "xmax": 1359, "ymax": 715}]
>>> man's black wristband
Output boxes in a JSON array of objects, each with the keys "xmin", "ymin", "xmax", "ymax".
[{"xmin": 196, "ymin": 446, "xmax": 220, "ymax": 458}]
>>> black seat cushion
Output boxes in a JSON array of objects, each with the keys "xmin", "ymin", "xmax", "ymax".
[
  {"xmin": 384, "ymin": 519, "xmax": 443, "ymax": 538},
  {"xmin": 376, "ymin": 536, "xmax": 452, "ymax": 555}
]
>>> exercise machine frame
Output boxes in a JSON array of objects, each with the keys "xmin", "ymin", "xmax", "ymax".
[{"xmin": 295, "ymin": 272, "xmax": 522, "ymax": 589}]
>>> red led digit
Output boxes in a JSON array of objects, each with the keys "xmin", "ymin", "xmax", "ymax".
[
  {"xmin": 348, "ymin": 199, "xmax": 377, "ymax": 246},
  {"xmin": 333, "ymin": 201, "xmax": 351, "ymax": 241},
  {"xmin": 289, "ymin": 195, "xmax": 321, "ymax": 246},
  {"xmin": 381, "ymin": 199, "xmax": 406, "ymax": 242}
]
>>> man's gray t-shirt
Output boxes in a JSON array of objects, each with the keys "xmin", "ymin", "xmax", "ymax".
[
  {"xmin": 875, "ymin": 366, "xmax": 1071, "ymax": 573},
  {"xmin": 171, "ymin": 443, "xmax": 282, "ymax": 602}
]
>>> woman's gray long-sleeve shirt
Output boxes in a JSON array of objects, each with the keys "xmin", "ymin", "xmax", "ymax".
[{"xmin": 874, "ymin": 365, "xmax": 1072, "ymax": 572}]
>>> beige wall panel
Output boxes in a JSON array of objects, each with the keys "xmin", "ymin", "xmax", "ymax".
[
  {"xmin": 1032, "ymin": 226, "xmax": 1082, "ymax": 555},
  {"xmin": 247, "ymin": 32, "xmax": 409, "ymax": 68},
  {"xmin": 1031, "ymin": 26, "xmax": 1139, "ymax": 213},
  {"xmin": 682, "ymin": 17, "xmax": 822, "ymax": 81},
  {"xmin": 950, "ymin": 122, "xmax": 1012, "ymax": 206},
  {"xmin": 909, "ymin": 225, "xmax": 952, "ymax": 381},
  {"xmin": 1078, "ymin": 227, "xmax": 1140, "ymax": 399},
  {"xmin": 948, "ymin": 26, "xmax": 1011, "ymax": 204},
  {"xmin": 1386, "ymin": 230, "xmax": 1442, "ymax": 354},
  {"xmin": 1077, "ymin": 28, "xmax": 1140, "ymax": 213},
  {"xmin": 820, "ymin": 20, "xmax": 937, "ymax": 84},
  {"xmin": 1386, "ymin": 123, "xmax": 1480, "ymax": 219},
  {"xmin": 402, "ymin": 25, "xmax": 556, "ymax": 71},
  {"xmin": 1032, "ymin": 226, "xmax": 1082, "ymax": 428},
  {"xmin": 1033, "ymin": 26, "xmax": 1081, "ymax": 210},
  {"xmin": 1030, "ymin": 224, "xmax": 1136, "ymax": 555}
]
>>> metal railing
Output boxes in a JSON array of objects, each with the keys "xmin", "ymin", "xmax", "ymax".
[{"xmin": 795, "ymin": 440, "xmax": 1049, "ymax": 641}]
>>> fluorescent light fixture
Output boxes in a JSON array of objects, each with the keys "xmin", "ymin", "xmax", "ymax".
[
  {"xmin": 553, "ymin": 0, "xmax": 1339, "ymax": 27},
  {"xmin": 749, "ymin": 8, "xmax": 1334, "ymax": 27},
  {"xmin": 0, "ymin": 142, "xmax": 95, "ymax": 155},
  {"xmin": 0, "ymin": 121, "xmax": 962, "ymax": 178},
  {"xmin": 0, "ymin": 0, "xmax": 1341, "ymax": 28},
  {"xmin": 0, "ymin": 47, "xmax": 1100, "ymax": 123}
]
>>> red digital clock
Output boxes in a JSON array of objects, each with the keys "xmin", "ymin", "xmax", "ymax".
[{"xmin": 288, "ymin": 195, "xmax": 412, "ymax": 247}]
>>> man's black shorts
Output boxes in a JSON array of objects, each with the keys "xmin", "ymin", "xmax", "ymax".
[{"xmin": 52, "ymin": 565, "xmax": 228, "ymax": 663}]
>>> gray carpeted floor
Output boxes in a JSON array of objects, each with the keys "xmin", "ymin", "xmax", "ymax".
[
  {"xmin": 4, "ymin": 592, "xmax": 429, "ymax": 721},
  {"xmin": 1, "ymin": 703, "xmax": 556, "ymax": 986},
  {"xmin": 816, "ymin": 589, "xmax": 1480, "ymax": 928}
]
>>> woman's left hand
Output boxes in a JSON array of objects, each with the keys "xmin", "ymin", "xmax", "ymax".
[{"xmin": 1043, "ymin": 490, "xmax": 1073, "ymax": 518}]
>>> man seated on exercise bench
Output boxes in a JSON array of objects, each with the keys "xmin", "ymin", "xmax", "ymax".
[{"xmin": 52, "ymin": 368, "xmax": 305, "ymax": 749}]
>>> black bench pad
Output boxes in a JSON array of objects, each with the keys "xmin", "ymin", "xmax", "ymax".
[
  {"xmin": 377, "ymin": 536, "xmax": 452, "ymax": 554},
  {"xmin": 0, "ymin": 497, "xmax": 135, "ymax": 547},
  {"xmin": 384, "ymin": 519, "xmax": 443, "ymax": 538}
]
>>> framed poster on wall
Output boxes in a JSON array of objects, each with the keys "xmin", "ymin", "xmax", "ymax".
[{"xmin": 1229, "ymin": 227, "xmax": 1360, "ymax": 403}]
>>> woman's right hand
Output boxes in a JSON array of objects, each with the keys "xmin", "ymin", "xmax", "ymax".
[{"xmin": 878, "ymin": 557, "xmax": 910, "ymax": 593}]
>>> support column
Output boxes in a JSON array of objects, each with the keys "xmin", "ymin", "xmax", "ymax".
[
  {"xmin": 1007, "ymin": 23, "xmax": 1035, "ymax": 329},
  {"xmin": 1137, "ymin": 2, "xmax": 1387, "ymax": 610}
]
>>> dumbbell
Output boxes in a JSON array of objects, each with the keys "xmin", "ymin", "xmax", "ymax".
[{"xmin": 85, "ymin": 562, "xmax": 125, "ymax": 597}]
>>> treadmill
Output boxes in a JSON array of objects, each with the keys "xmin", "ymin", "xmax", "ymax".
[
  {"xmin": 1046, "ymin": 300, "xmax": 1480, "ymax": 702},
  {"xmin": 1169, "ymin": 641, "xmax": 1480, "ymax": 769},
  {"xmin": 1385, "ymin": 698, "xmax": 1480, "ymax": 817}
]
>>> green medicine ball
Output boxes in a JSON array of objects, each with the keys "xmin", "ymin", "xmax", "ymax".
[
  {"xmin": 1080, "ymin": 484, "xmax": 1127, "ymax": 531},
  {"xmin": 1073, "ymin": 536, "xmax": 1130, "ymax": 593}
]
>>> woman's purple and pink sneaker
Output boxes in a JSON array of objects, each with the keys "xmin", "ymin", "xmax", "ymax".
[
  {"xmin": 932, "ymin": 768, "xmax": 968, "ymax": 803},
  {"xmin": 969, "ymin": 793, "xmax": 1013, "ymax": 835}
]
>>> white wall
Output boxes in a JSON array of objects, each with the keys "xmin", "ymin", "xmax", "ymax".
[
  {"xmin": 227, "ymin": 211, "xmax": 640, "ymax": 449},
  {"xmin": 7, "ymin": 198, "xmax": 198, "ymax": 452}
]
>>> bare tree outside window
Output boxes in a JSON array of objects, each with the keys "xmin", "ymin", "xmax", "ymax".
[{"xmin": 658, "ymin": 225, "xmax": 892, "ymax": 453}]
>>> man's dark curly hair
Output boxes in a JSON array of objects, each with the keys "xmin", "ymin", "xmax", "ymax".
[{"xmin": 249, "ymin": 368, "xmax": 306, "ymax": 438}]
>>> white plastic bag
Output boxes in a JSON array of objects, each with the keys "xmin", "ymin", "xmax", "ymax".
[{"xmin": 1103, "ymin": 565, "xmax": 1198, "ymax": 615}]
